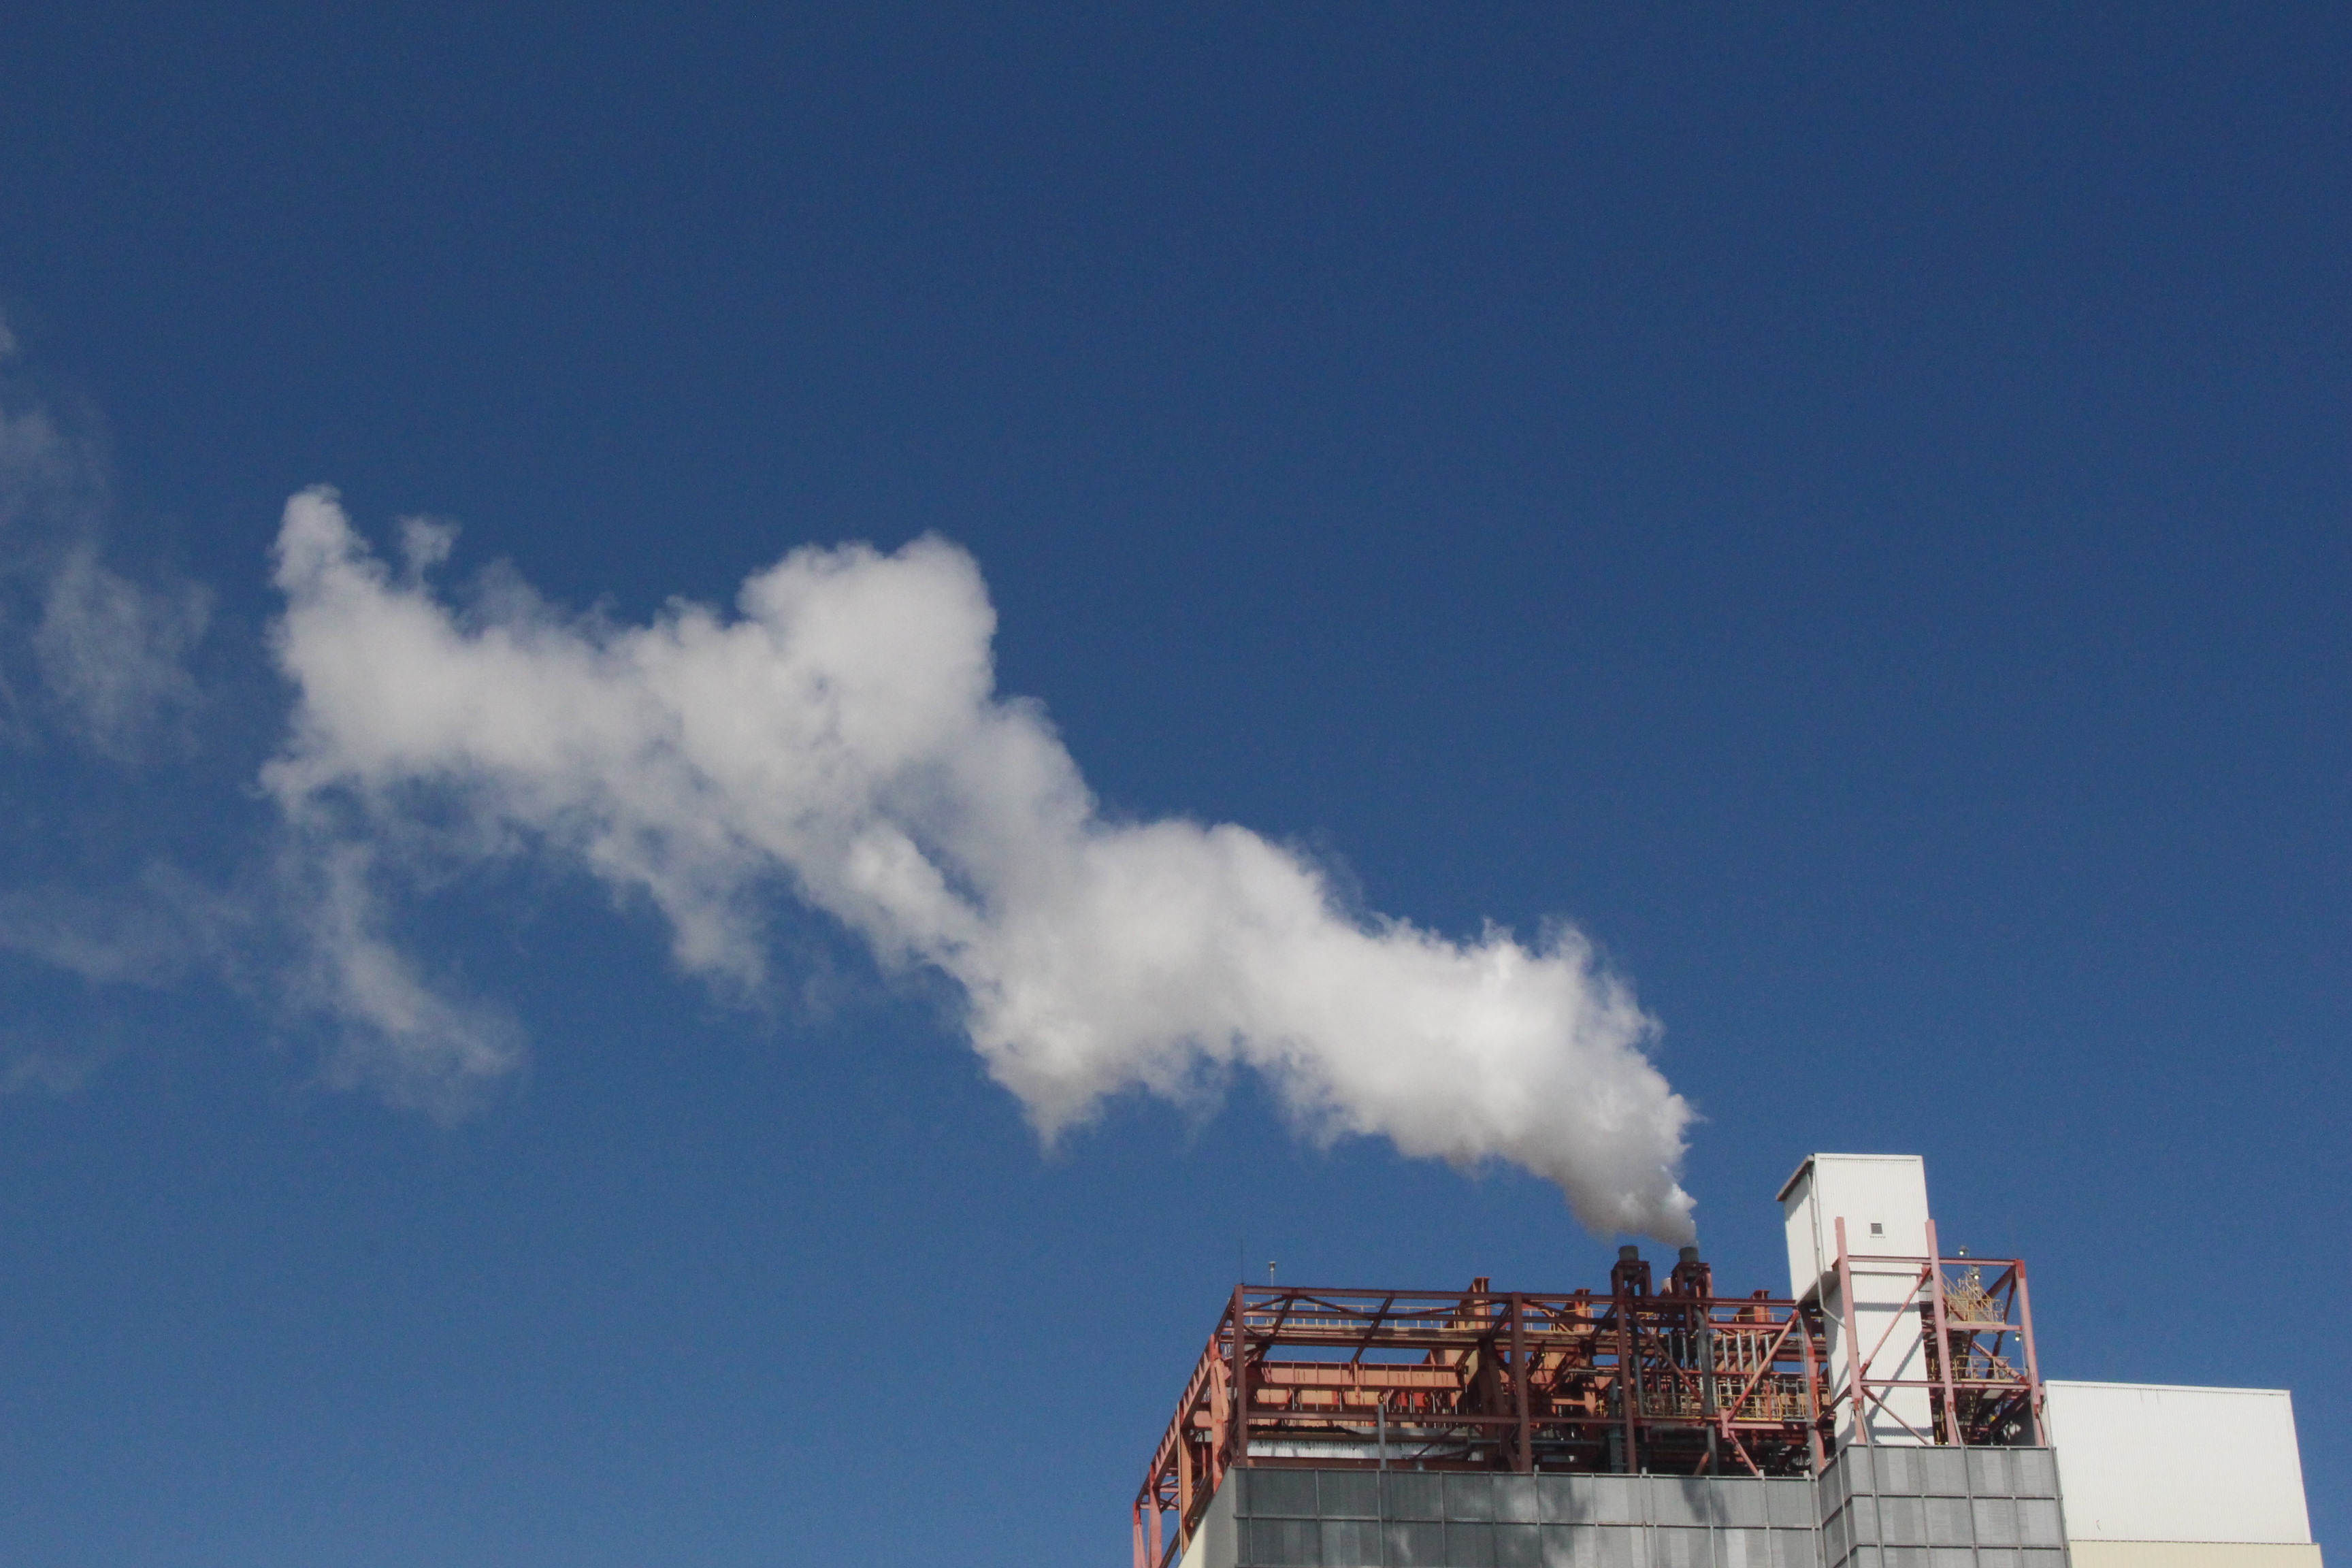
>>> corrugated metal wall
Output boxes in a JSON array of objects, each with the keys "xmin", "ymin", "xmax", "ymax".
[
  {"xmin": 1196, "ymin": 1450, "xmax": 2072, "ymax": 1568},
  {"xmin": 1816, "ymin": 1447, "xmax": 2066, "ymax": 1568},
  {"xmin": 1219, "ymin": 1467, "xmax": 1822, "ymax": 1567}
]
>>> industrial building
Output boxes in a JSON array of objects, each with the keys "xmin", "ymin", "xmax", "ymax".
[{"xmin": 1131, "ymin": 1154, "xmax": 2319, "ymax": 1568}]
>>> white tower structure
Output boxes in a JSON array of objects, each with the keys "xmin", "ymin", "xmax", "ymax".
[{"xmin": 1779, "ymin": 1153, "xmax": 1944, "ymax": 1447}]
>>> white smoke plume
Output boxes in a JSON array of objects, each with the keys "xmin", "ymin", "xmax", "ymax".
[{"xmin": 265, "ymin": 487, "xmax": 1697, "ymax": 1239}]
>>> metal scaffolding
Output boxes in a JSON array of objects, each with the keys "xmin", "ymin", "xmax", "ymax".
[
  {"xmin": 1827, "ymin": 1218, "xmax": 2044, "ymax": 1451},
  {"xmin": 1130, "ymin": 1237, "xmax": 2042, "ymax": 1568}
]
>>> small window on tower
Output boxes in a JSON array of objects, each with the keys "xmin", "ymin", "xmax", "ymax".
[{"xmin": 1869, "ymin": 1222, "xmax": 1884, "ymax": 1236}]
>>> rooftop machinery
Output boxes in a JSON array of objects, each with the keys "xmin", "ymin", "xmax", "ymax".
[{"xmin": 1130, "ymin": 1222, "xmax": 2044, "ymax": 1568}]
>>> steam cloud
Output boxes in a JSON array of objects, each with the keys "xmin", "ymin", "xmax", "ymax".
[{"xmin": 266, "ymin": 488, "xmax": 1696, "ymax": 1239}]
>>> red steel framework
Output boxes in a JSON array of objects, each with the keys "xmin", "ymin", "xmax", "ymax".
[
  {"xmin": 1826, "ymin": 1218, "xmax": 2044, "ymax": 1452},
  {"xmin": 1130, "ymin": 1237, "xmax": 2042, "ymax": 1568}
]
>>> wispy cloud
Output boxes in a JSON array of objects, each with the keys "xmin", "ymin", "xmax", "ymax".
[
  {"xmin": 274, "ymin": 834, "xmax": 526, "ymax": 1120},
  {"xmin": 0, "ymin": 318, "xmax": 209, "ymax": 761},
  {"xmin": 0, "ymin": 318, "xmax": 229, "ymax": 1096},
  {"xmin": 0, "ymin": 860, "xmax": 238, "ymax": 987},
  {"xmin": 33, "ymin": 544, "xmax": 210, "ymax": 762},
  {"xmin": 0, "ymin": 1026, "xmax": 122, "ymax": 1097}
]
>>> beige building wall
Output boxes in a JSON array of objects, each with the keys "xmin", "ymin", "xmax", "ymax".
[
  {"xmin": 2070, "ymin": 1541, "xmax": 2323, "ymax": 1568},
  {"xmin": 2046, "ymin": 1382, "xmax": 2315, "ymax": 1546}
]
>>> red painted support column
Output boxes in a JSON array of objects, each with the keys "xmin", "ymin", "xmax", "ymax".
[
  {"xmin": 1615, "ymin": 1273, "xmax": 1639, "ymax": 1471},
  {"xmin": 1511, "ymin": 1292, "xmax": 1532, "ymax": 1473},
  {"xmin": 1229, "ymin": 1284, "xmax": 1251, "ymax": 1471},
  {"xmin": 2013, "ymin": 1262, "xmax": 2046, "ymax": 1446},
  {"xmin": 1924, "ymin": 1219, "xmax": 1961, "ymax": 1446},
  {"xmin": 1798, "ymin": 1301, "xmax": 1828, "ymax": 1471},
  {"xmin": 1834, "ymin": 1217, "xmax": 1871, "ymax": 1446}
]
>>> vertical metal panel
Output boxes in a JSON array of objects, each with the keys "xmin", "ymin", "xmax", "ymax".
[
  {"xmin": 1825, "ymin": 1506, "xmax": 1850, "ymax": 1567},
  {"xmin": 1320, "ymin": 1471, "xmax": 1380, "ymax": 1520},
  {"xmin": 1539, "ymin": 1477, "xmax": 1597, "ymax": 1525},
  {"xmin": 1496, "ymin": 1533, "xmax": 1552, "ymax": 1568},
  {"xmin": 2016, "ymin": 1501, "xmax": 2063, "ymax": 1548},
  {"xmin": 1387, "ymin": 1473, "xmax": 1443, "ymax": 1521},
  {"xmin": 1245, "ymin": 1516, "xmax": 1320, "ymax": 1565},
  {"xmin": 1964, "ymin": 1452, "xmax": 2010, "ymax": 1497},
  {"xmin": 1970, "ymin": 1499, "xmax": 2018, "ymax": 1548},
  {"xmin": 1769, "ymin": 1483, "xmax": 1816, "ymax": 1529},
  {"xmin": 1446, "ymin": 1474, "xmax": 1499, "ymax": 1520},
  {"xmin": 1586, "ymin": 1477, "xmax": 1642, "ymax": 1524},
  {"xmin": 1598, "ymin": 1525, "xmax": 1651, "ymax": 1568},
  {"xmin": 1318, "ymin": 1518, "xmax": 1379, "ymax": 1567},
  {"xmin": 1446, "ymin": 1521, "xmax": 1498, "ymax": 1567},
  {"xmin": 1652, "ymin": 1526, "xmax": 1710, "ymax": 1568},
  {"xmin": 1648, "ymin": 1479, "xmax": 1704, "ymax": 1526},
  {"xmin": 1923, "ymin": 1497, "xmax": 1971, "ymax": 1546},
  {"xmin": 1384, "ymin": 1520, "xmax": 1447, "ymax": 1565},
  {"xmin": 1492, "ymin": 1522, "xmax": 1541, "ymax": 1567},
  {"xmin": 1722, "ymin": 1528, "xmax": 1769, "ymax": 1568},
  {"xmin": 1252, "ymin": 1470, "xmax": 1320, "ymax": 1518},
  {"xmin": 1541, "ymin": 1524, "xmax": 1600, "ymax": 1568}
]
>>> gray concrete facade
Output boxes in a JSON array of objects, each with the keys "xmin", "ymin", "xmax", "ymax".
[{"xmin": 1181, "ymin": 1448, "xmax": 2069, "ymax": 1568}]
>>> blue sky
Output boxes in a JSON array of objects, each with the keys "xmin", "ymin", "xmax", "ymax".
[{"xmin": 1, "ymin": 5, "xmax": 2346, "ymax": 1565}]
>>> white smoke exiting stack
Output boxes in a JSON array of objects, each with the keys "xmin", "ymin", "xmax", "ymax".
[{"xmin": 263, "ymin": 489, "xmax": 1697, "ymax": 1239}]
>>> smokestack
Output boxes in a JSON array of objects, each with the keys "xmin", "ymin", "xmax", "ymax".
[
  {"xmin": 1612, "ymin": 1245, "xmax": 1652, "ymax": 1297},
  {"xmin": 1671, "ymin": 1243, "xmax": 1712, "ymax": 1298}
]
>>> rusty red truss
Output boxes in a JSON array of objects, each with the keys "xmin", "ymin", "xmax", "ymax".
[
  {"xmin": 1131, "ymin": 1249, "xmax": 1834, "ymax": 1568},
  {"xmin": 1827, "ymin": 1218, "xmax": 2045, "ymax": 1452}
]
